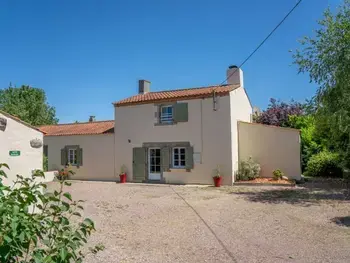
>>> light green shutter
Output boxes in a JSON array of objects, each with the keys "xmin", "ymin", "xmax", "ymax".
[
  {"xmin": 161, "ymin": 147, "xmax": 171, "ymax": 172},
  {"xmin": 77, "ymin": 147, "xmax": 83, "ymax": 167},
  {"xmin": 61, "ymin": 148, "xmax": 67, "ymax": 165},
  {"xmin": 185, "ymin": 146, "xmax": 194, "ymax": 171},
  {"xmin": 173, "ymin": 103, "xmax": 188, "ymax": 122}
]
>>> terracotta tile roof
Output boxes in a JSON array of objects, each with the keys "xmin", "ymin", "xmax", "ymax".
[
  {"xmin": 114, "ymin": 84, "xmax": 239, "ymax": 107},
  {"xmin": 39, "ymin": 120, "xmax": 114, "ymax": 136}
]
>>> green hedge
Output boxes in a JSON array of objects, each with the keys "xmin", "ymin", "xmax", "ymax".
[{"xmin": 305, "ymin": 151, "xmax": 343, "ymax": 177}]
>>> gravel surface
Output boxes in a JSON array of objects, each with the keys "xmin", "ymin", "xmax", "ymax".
[{"xmin": 47, "ymin": 182, "xmax": 350, "ymax": 263}]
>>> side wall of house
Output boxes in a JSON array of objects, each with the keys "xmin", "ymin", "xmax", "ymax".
[
  {"xmin": 229, "ymin": 88, "xmax": 252, "ymax": 182},
  {"xmin": 114, "ymin": 96, "xmax": 233, "ymax": 185},
  {"xmin": 45, "ymin": 134, "xmax": 115, "ymax": 181},
  {"xmin": 0, "ymin": 112, "xmax": 43, "ymax": 185},
  {"xmin": 238, "ymin": 121, "xmax": 301, "ymax": 180}
]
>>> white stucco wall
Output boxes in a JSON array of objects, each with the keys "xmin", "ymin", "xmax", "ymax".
[
  {"xmin": 238, "ymin": 121, "xmax": 301, "ymax": 180},
  {"xmin": 114, "ymin": 96, "xmax": 233, "ymax": 185},
  {"xmin": 0, "ymin": 112, "xmax": 43, "ymax": 185},
  {"xmin": 229, "ymin": 87, "xmax": 252, "ymax": 182},
  {"xmin": 44, "ymin": 134, "xmax": 115, "ymax": 181}
]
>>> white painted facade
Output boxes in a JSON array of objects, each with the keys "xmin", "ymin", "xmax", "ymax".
[
  {"xmin": 0, "ymin": 111, "xmax": 43, "ymax": 185},
  {"xmin": 45, "ymin": 134, "xmax": 115, "ymax": 181}
]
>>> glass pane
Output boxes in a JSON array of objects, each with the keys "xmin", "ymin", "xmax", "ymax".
[
  {"xmin": 174, "ymin": 148, "xmax": 179, "ymax": 154},
  {"xmin": 155, "ymin": 166, "xmax": 161, "ymax": 172},
  {"xmin": 174, "ymin": 154, "xmax": 179, "ymax": 160},
  {"xmin": 174, "ymin": 160, "xmax": 179, "ymax": 166},
  {"xmin": 155, "ymin": 157, "xmax": 160, "ymax": 165},
  {"xmin": 150, "ymin": 166, "xmax": 155, "ymax": 173},
  {"xmin": 180, "ymin": 160, "xmax": 186, "ymax": 166},
  {"xmin": 155, "ymin": 149, "xmax": 161, "ymax": 156},
  {"xmin": 180, "ymin": 148, "xmax": 185, "ymax": 154}
]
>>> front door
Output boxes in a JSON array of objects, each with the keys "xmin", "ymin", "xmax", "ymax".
[{"xmin": 148, "ymin": 148, "xmax": 161, "ymax": 180}]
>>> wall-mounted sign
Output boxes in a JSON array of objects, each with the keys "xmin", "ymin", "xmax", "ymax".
[
  {"xmin": 30, "ymin": 138, "xmax": 43, "ymax": 148},
  {"xmin": 9, "ymin": 151, "xmax": 20, "ymax": 157},
  {"xmin": 0, "ymin": 117, "xmax": 7, "ymax": 131}
]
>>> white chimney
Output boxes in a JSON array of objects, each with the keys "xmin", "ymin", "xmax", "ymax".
[
  {"xmin": 139, "ymin": 80, "xmax": 150, "ymax": 94},
  {"xmin": 226, "ymin": 65, "xmax": 244, "ymax": 87}
]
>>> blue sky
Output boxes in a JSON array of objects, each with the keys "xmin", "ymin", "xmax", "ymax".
[{"xmin": 0, "ymin": 0, "xmax": 341, "ymax": 123}]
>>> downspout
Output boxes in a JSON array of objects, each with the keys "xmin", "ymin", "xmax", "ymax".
[{"xmin": 200, "ymin": 99, "xmax": 203, "ymax": 163}]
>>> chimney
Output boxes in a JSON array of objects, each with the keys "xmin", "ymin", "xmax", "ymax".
[
  {"xmin": 89, "ymin": 116, "xmax": 96, "ymax": 122},
  {"xmin": 226, "ymin": 65, "xmax": 244, "ymax": 87},
  {"xmin": 138, "ymin": 80, "xmax": 150, "ymax": 94}
]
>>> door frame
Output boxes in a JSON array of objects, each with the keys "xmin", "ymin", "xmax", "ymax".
[{"xmin": 148, "ymin": 147, "xmax": 161, "ymax": 180}]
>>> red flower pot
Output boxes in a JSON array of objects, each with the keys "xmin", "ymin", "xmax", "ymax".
[
  {"xmin": 213, "ymin": 176, "xmax": 222, "ymax": 187},
  {"xmin": 119, "ymin": 173, "xmax": 127, "ymax": 183}
]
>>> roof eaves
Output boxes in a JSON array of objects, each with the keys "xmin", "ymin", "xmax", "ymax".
[{"xmin": 0, "ymin": 110, "xmax": 44, "ymax": 133}]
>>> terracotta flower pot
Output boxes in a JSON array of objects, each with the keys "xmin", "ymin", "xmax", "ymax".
[
  {"xmin": 119, "ymin": 173, "xmax": 127, "ymax": 183},
  {"xmin": 213, "ymin": 176, "xmax": 222, "ymax": 187}
]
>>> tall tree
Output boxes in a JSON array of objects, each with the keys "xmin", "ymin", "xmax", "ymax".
[
  {"xmin": 0, "ymin": 85, "xmax": 58, "ymax": 126},
  {"xmin": 293, "ymin": 0, "xmax": 350, "ymax": 167},
  {"xmin": 254, "ymin": 98, "xmax": 304, "ymax": 127}
]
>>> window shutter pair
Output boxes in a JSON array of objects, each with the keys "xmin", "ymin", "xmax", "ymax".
[
  {"xmin": 154, "ymin": 103, "xmax": 188, "ymax": 124},
  {"xmin": 60, "ymin": 146, "xmax": 83, "ymax": 167}
]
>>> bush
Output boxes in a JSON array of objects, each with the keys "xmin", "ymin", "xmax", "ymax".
[
  {"xmin": 0, "ymin": 163, "xmax": 104, "ymax": 262},
  {"xmin": 273, "ymin": 169, "xmax": 284, "ymax": 180},
  {"xmin": 43, "ymin": 155, "xmax": 48, "ymax": 171},
  {"xmin": 305, "ymin": 151, "xmax": 343, "ymax": 177},
  {"xmin": 237, "ymin": 157, "xmax": 261, "ymax": 181}
]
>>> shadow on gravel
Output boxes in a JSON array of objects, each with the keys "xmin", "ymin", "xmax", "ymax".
[
  {"xmin": 231, "ymin": 187, "xmax": 350, "ymax": 207},
  {"xmin": 331, "ymin": 216, "xmax": 350, "ymax": 227}
]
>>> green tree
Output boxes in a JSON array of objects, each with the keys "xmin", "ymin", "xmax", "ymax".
[
  {"xmin": 293, "ymin": 0, "xmax": 350, "ymax": 168},
  {"xmin": 0, "ymin": 85, "xmax": 58, "ymax": 126}
]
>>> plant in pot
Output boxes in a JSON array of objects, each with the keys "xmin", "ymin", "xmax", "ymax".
[
  {"xmin": 119, "ymin": 164, "xmax": 127, "ymax": 183},
  {"xmin": 213, "ymin": 165, "xmax": 222, "ymax": 187}
]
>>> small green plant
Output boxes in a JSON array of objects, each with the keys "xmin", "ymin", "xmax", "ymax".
[
  {"xmin": 120, "ymin": 164, "xmax": 127, "ymax": 175},
  {"xmin": 43, "ymin": 155, "xmax": 48, "ymax": 172},
  {"xmin": 212, "ymin": 165, "xmax": 222, "ymax": 178},
  {"xmin": 237, "ymin": 157, "xmax": 261, "ymax": 181},
  {"xmin": 273, "ymin": 169, "xmax": 284, "ymax": 180},
  {"xmin": 0, "ymin": 163, "xmax": 104, "ymax": 262},
  {"xmin": 305, "ymin": 150, "xmax": 343, "ymax": 177}
]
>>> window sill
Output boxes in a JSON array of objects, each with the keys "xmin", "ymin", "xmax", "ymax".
[
  {"xmin": 169, "ymin": 168, "xmax": 191, "ymax": 173},
  {"xmin": 154, "ymin": 122, "xmax": 176, "ymax": 126}
]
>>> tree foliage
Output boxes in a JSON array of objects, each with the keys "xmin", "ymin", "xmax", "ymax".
[
  {"xmin": 254, "ymin": 98, "xmax": 304, "ymax": 127},
  {"xmin": 0, "ymin": 164, "xmax": 103, "ymax": 262},
  {"xmin": 0, "ymin": 85, "xmax": 58, "ymax": 126},
  {"xmin": 293, "ymin": 0, "xmax": 350, "ymax": 168}
]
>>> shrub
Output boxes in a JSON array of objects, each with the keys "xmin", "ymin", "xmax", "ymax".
[
  {"xmin": 43, "ymin": 155, "xmax": 48, "ymax": 171},
  {"xmin": 0, "ymin": 163, "xmax": 104, "ymax": 262},
  {"xmin": 237, "ymin": 157, "xmax": 261, "ymax": 181},
  {"xmin": 305, "ymin": 151, "xmax": 343, "ymax": 177},
  {"xmin": 273, "ymin": 169, "xmax": 284, "ymax": 180}
]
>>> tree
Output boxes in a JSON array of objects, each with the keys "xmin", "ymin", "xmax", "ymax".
[
  {"xmin": 293, "ymin": 0, "xmax": 350, "ymax": 168},
  {"xmin": 254, "ymin": 98, "xmax": 304, "ymax": 127},
  {"xmin": 0, "ymin": 85, "xmax": 58, "ymax": 126}
]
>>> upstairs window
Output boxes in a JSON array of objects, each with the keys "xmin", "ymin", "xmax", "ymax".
[{"xmin": 160, "ymin": 105, "xmax": 173, "ymax": 123}]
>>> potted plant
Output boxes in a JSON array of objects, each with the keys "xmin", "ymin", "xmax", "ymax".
[
  {"xmin": 213, "ymin": 165, "xmax": 222, "ymax": 187},
  {"xmin": 119, "ymin": 165, "xmax": 127, "ymax": 183}
]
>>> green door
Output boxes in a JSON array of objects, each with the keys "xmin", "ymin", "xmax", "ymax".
[{"xmin": 133, "ymin": 147, "xmax": 147, "ymax": 182}]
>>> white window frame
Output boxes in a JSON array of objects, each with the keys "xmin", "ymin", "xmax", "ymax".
[
  {"xmin": 67, "ymin": 148, "xmax": 77, "ymax": 166},
  {"xmin": 172, "ymin": 147, "xmax": 186, "ymax": 168},
  {"xmin": 160, "ymin": 105, "xmax": 173, "ymax": 123}
]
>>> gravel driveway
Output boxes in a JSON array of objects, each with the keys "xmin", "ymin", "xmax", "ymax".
[{"xmin": 48, "ymin": 182, "xmax": 350, "ymax": 263}]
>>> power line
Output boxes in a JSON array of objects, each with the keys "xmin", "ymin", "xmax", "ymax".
[{"xmin": 220, "ymin": 0, "xmax": 303, "ymax": 85}]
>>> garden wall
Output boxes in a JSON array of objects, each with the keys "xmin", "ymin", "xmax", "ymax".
[{"xmin": 238, "ymin": 121, "xmax": 301, "ymax": 180}]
